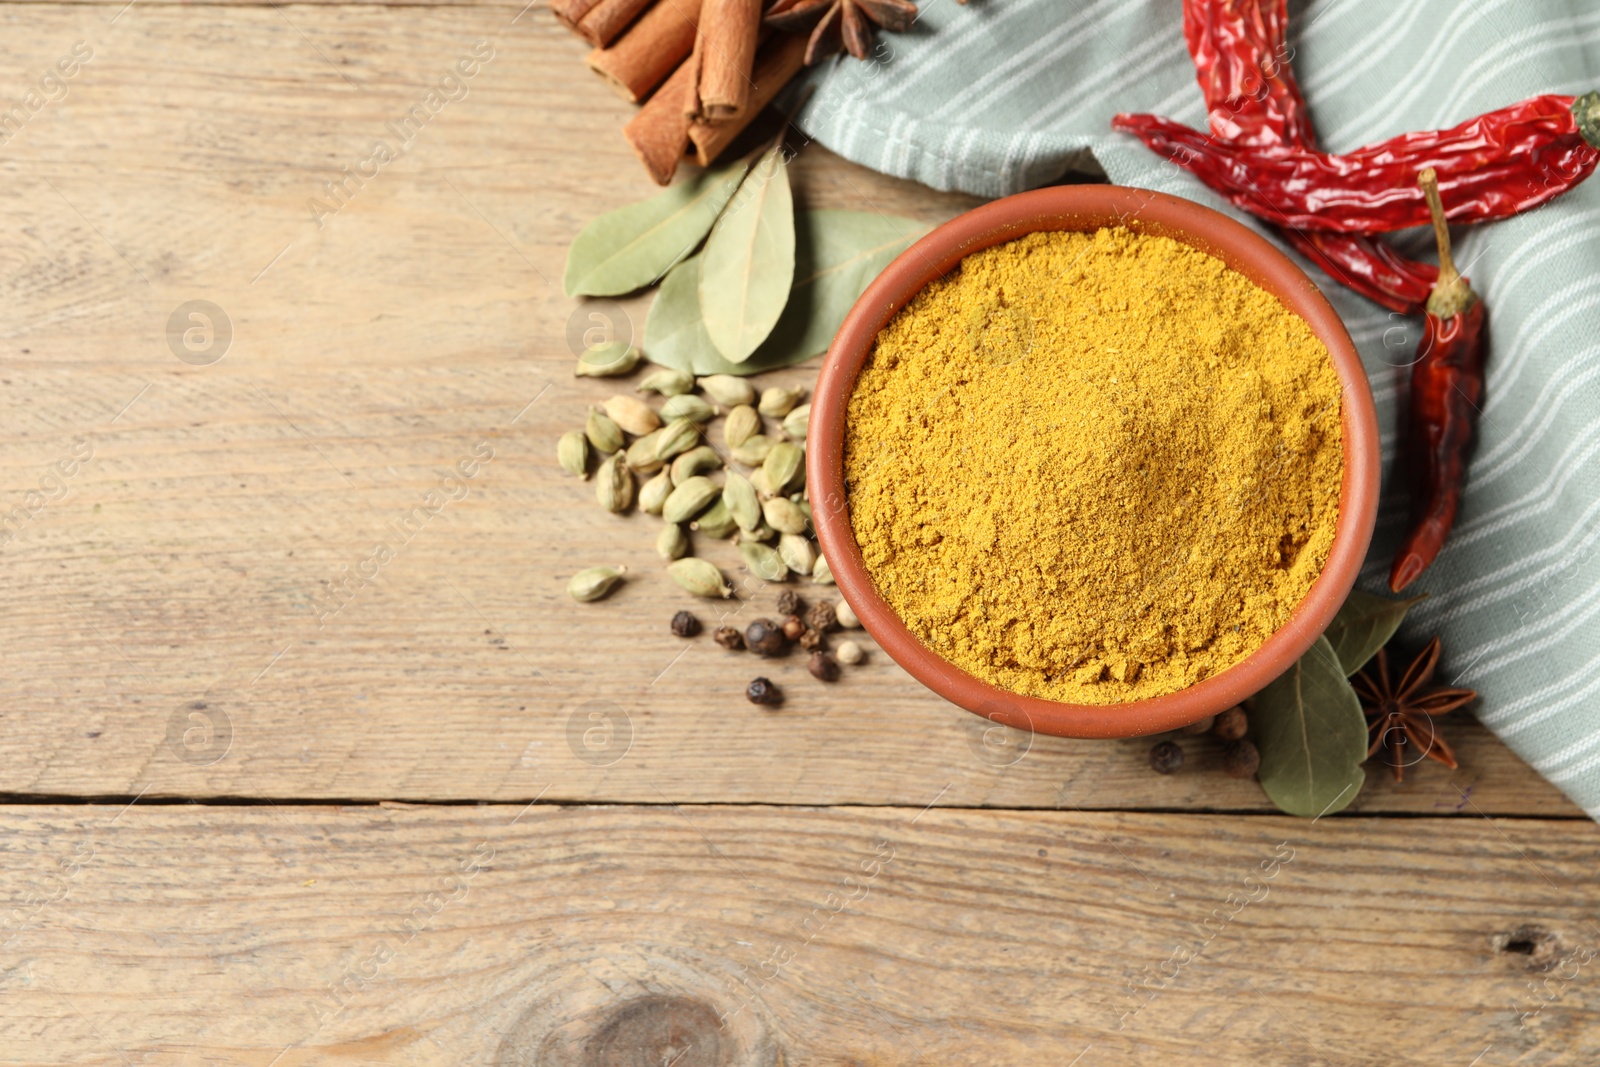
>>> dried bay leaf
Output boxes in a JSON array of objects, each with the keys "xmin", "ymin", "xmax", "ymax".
[
  {"xmin": 1246, "ymin": 635, "xmax": 1367, "ymax": 818},
  {"xmin": 563, "ymin": 155, "xmax": 751, "ymax": 298},
  {"xmin": 698, "ymin": 145, "xmax": 795, "ymax": 363},
  {"xmin": 1324, "ymin": 590, "xmax": 1427, "ymax": 676}
]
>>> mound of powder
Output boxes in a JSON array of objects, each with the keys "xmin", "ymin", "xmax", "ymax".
[{"xmin": 844, "ymin": 227, "xmax": 1343, "ymax": 705}]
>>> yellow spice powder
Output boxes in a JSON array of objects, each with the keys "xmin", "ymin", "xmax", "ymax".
[{"xmin": 844, "ymin": 227, "xmax": 1343, "ymax": 704}]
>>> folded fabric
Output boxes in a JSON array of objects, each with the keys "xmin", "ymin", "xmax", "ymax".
[{"xmin": 798, "ymin": 0, "xmax": 1600, "ymax": 818}]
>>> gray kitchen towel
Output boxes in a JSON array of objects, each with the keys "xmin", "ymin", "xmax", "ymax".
[{"xmin": 797, "ymin": 0, "xmax": 1600, "ymax": 816}]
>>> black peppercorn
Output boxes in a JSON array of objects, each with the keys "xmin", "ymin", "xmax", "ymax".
[
  {"xmin": 670, "ymin": 610, "xmax": 701, "ymax": 638},
  {"xmin": 776, "ymin": 590, "xmax": 802, "ymax": 616},
  {"xmin": 781, "ymin": 614, "xmax": 806, "ymax": 641},
  {"xmin": 808, "ymin": 651, "xmax": 840, "ymax": 682},
  {"xmin": 1222, "ymin": 739, "xmax": 1260, "ymax": 779},
  {"xmin": 805, "ymin": 600, "xmax": 837, "ymax": 634},
  {"xmin": 1149, "ymin": 740, "xmax": 1184, "ymax": 775},
  {"xmin": 745, "ymin": 618, "xmax": 788, "ymax": 657},
  {"xmin": 746, "ymin": 677, "xmax": 781, "ymax": 706},
  {"xmin": 1212, "ymin": 705, "xmax": 1249, "ymax": 741},
  {"xmin": 713, "ymin": 626, "xmax": 745, "ymax": 651}
]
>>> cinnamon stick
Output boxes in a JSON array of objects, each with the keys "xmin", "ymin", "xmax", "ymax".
[
  {"xmin": 549, "ymin": 0, "xmax": 604, "ymax": 34},
  {"xmin": 587, "ymin": 0, "xmax": 701, "ymax": 104},
  {"xmin": 691, "ymin": 0, "xmax": 760, "ymax": 121},
  {"xmin": 688, "ymin": 32, "xmax": 807, "ymax": 166},
  {"xmin": 624, "ymin": 49, "xmax": 698, "ymax": 185},
  {"xmin": 576, "ymin": 0, "xmax": 656, "ymax": 47}
]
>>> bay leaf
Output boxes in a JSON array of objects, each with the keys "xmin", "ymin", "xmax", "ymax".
[
  {"xmin": 698, "ymin": 145, "xmax": 795, "ymax": 363},
  {"xmin": 1246, "ymin": 635, "xmax": 1367, "ymax": 818},
  {"xmin": 563, "ymin": 155, "xmax": 751, "ymax": 298},
  {"xmin": 642, "ymin": 209, "xmax": 925, "ymax": 376},
  {"xmin": 1324, "ymin": 590, "xmax": 1428, "ymax": 676}
]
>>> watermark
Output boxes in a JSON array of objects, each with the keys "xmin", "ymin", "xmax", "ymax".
[
  {"xmin": 0, "ymin": 41, "xmax": 93, "ymax": 148},
  {"xmin": 166, "ymin": 299, "xmax": 233, "ymax": 365},
  {"xmin": 306, "ymin": 41, "xmax": 494, "ymax": 229},
  {"xmin": 964, "ymin": 699, "xmax": 1034, "ymax": 768},
  {"xmin": 165, "ymin": 700, "xmax": 233, "ymax": 767},
  {"xmin": 311, "ymin": 439, "xmax": 495, "ymax": 626},
  {"xmin": 565, "ymin": 700, "xmax": 633, "ymax": 767},
  {"xmin": 1508, "ymin": 929, "xmax": 1600, "ymax": 1029},
  {"xmin": 565, "ymin": 299, "xmax": 633, "ymax": 358},
  {"xmin": 0, "ymin": 437, "xmax": 93, "ymax": 550},
  {"xmin": 0, "ymin": 841, "xmax": 95, "ymax": 951}
]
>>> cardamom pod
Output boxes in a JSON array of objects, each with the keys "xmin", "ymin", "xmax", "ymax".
[
  {"xmin": 654, "ymin": 417, "xmax": 702, "ymax": 462},
  {"xmin": 812, "ymin": 554, "xmax": 834, "ymax": 585},
  {"xmin": 671, "ymin": 445, "xmax": 721, "ymax": 485},
  {"xmin": 574, "ymin": 342, "xmax": 640, "ymax": 378},
  {"xmin": 596, "ymin": 454, "xmax": 634, "ymax": 512},
  {"xmin": 758, "ymin": 386, "xmax": 803, "ymax": 417},
  {"xmin": 740, "ymin": 519, "xmax": 778, "ymax": 543},
  {"xmin": 782, "ymin": 402, "xmax": 810, "ymax": 440},
  {"xmin": 603, "ymin": 394, "xmax": 662, "ymax": 436},
  {"xmin": 657, "ymin": 522, "xmax": 689, "ymax": 561},
  {"xmin": 668, "ymin": 557, "xmax": 731, "ymax": 598},
  {"xmin": 625, "ymin": 429, "xmax": 665, "ymax": 474},
  {"xmin": 639, "ymin": 469, "xmax": 673, "ymax": 515},
  {"xmin": 568, "ymin": 565, "xmax": 625, "ymax": 602},
  {"xmin": 663, "ymin": 475, "xmax": 720, "ymax": 524},
  {"xmin": 778, "ymin": 533, "xmax": 817, "ymax": 575},
  {"xmin": 586, "ymin": 407, "xmax": 624, "ymax": 455},
  {"xmin": 659, "ymin": 394, "xmax": 717, "ymax": 424},
  {"xmin": 690, "ymin": 498, "xmax": 738, "ymax": 539},
  {"xmin": 723, "ymin": 405, "xmax": 761, "ymax": 450},
  {"xmin": 763, "ymin": 442, "xmax": 804, "ymax": 495},
  {"xmin": 762, "ymin": 496, "xmax": 809, "ymax": 535},
  {"xmin": 698, "ymin": 374, "xmax": 756, "ymax": 407},
  {"xmin": 722, "ymin": 470, "xmax": 762, "ymax": 531},
  {"xmin": 748, "ymin": 466, "xmax": 774, "ymax": 497},
  {"xmin": 731, "ymin": 434, "xmax": 775, "ymax": 466},
  {"xmin": 638, "ymin": 367, "xmax": 695, "ymax": 396},
  {"xmin": 557, "ymin": 430, "xmax": 589, "ymax": 478},
  {"xmin": 739, "ymin": 541, "xmax": 789, "ymax": 583}
]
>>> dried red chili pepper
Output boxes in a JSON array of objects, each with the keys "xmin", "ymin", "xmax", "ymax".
[
  {"xmin": 1177, "ymin": 0, "xmax": 1436, "ymax": 313},
  {"xmin": 1113, "ymin": 92, "xmax": 1600, "ymax": 234},
  {"xmin": 1391, "ymin": 168, "xmax": 1486, "ymax": 593}
]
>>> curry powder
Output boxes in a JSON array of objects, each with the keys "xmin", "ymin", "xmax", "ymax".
[{"xmin": 844, "ymin": 228, "xmax": 1343, "ymax": 704}]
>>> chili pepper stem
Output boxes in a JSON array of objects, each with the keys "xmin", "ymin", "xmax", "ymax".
[
  {"xmin": 1419, "ymin": 167, "xmax": 1478, "ymax": 319},
  {"xmin": 1575, "ymin": 91, "xmax": 1600, "ymax": 149}
]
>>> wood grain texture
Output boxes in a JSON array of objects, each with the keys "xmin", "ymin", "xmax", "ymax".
[
  {"xmin": 1, "ymin": 802, "xmax": 1597, "ymax": 1065},
  {"xmin": 0, "ymin": 5, "xmax": 1579, "ymax": 816}
]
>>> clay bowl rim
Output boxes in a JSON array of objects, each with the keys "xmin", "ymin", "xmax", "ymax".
[{"xmin": 806, "ymin": 184, "xmax": 1380, "ymax": 740}]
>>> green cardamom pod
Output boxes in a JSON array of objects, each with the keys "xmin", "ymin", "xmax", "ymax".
[
  {"xmin": 812, "ymin": 554, "xmax": 834, "ymax": 585},
  {"xmin": 625, "ymin": 429, "xmax": 665, "ymax": 474},
  {"xmin": 603, "ymin": 394, "xmax": 662, "ymax": 436},
  {"xmin": 739, "ymin": 541, "xmax": 789, "ymax": 583},
  {"xmin": 763, "ymin": 442, "xmax": 804, "ymax": 495},
  {"xmin": 659, "ymin": 394, "xmax": 717, "ymax": 424},
  {"xmin": 557, "ymin": 430, "xmax": 590, "ymax": 478},
  {"xmin": 586, "ymin": 407, "xmax": 624, "ymax": 455},
  {"xmin": 741, "ymin": 520, "xmax": 778, "ymax": 543},
  {"xmin": 574, "ymin": 342, "xmax": 640, "ymax": 378},
  {"xmin": 690, "ymin": 498, "xmax": 738, "ymax": 539},
  {"xmin": 654, "ymin": 418, "xmax": 702, "ymax": 462},
  {"xmin": 639, "ymin": 469, "xmax": 673, "ymax": 515},
  {"xmin": 758, "ymin": 386, "xmax": 803, "ymax": 417},
  {"xmin": 568, "ymin": 565, "xmax": 625, "ymax": 602},
  {"xmin": 782, "ymin": 402, "xmax": 810, "ymax": 440},
  {"xmin": 668, "ymin": 557, "xmax": 731, "ymax": 598},
  {"xmin": 731, "ymin": 433, "xmax": 775, "ymax": 466},
  {"xmin": 762, "ymin": 496, "xmax": 809, "ymax": 535},
  {"xmin": 722, "ymin": 470, "xmax": 762, "ymax": 531},
  {"xmin": 723, "ymin": 405, "xmax": 761, "ymax": 450},
  {"xmin": 698, "ymin": 374, "xmax": 756, "ymax": 407},
  {"xmin": 671, "ymin": 445, "xmax": 721, "ymax": 485},
  {"xmin": 657, "ymin": 523, "xmax": 689, "ymax": 561},
  {"xmin": 638, "ymin": 367, "xmax": 695, "ymax": 396},
  {"xmin": 748, "ymin": 466, "xmax": 774, "ymax": 497},
  {"xmin": 595, "ymin": 454, "xmax": 634, "ymax": 512},
  {"xmin": 778, "ymin": 533, "xmax": 817, "ymax": 575},
  {"xmin": 663, "ymin": 475, "xmax": 719, "ymax": 524}
]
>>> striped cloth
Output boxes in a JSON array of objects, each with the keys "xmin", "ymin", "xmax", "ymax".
[{"xmin": 797, "ymin": 0, "xmax": 1600, "ymax": 817}]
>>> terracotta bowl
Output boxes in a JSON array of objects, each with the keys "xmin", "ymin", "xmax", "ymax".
[{"xmin": 806, "ymin": 185, "xmax": 1379, "ymax": 739}]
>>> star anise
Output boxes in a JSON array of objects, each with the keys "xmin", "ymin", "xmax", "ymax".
[
  {"xmin": 765, "ymin": 0, "xmax": 920, "ymax": 65},
  {"xmin": 1353, "ymin": 636, "xmax": 1476, "ymax": 782}
]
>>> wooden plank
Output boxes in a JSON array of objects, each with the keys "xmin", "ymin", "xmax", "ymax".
[
  {"xmin": 0, "ymin": 5, "xmax": 1578, "ymax": 815},
  {"xmin": 0, "ymin": 802, "xmax": 1596, "ymax": 1064}
]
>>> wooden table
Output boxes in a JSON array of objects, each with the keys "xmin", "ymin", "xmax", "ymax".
[{"xmin": 2, "ymin": 4, "xmax": 1596, "ymax": 1063}]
